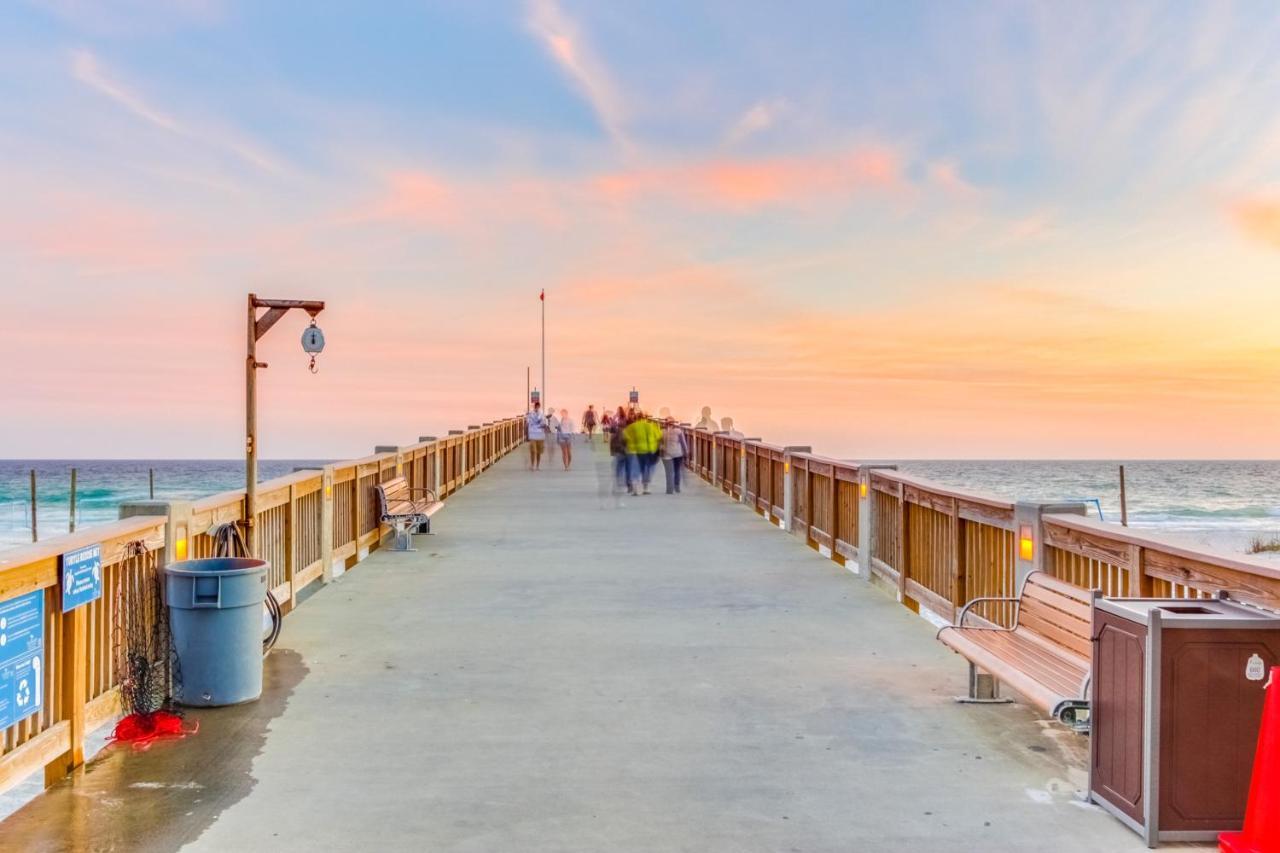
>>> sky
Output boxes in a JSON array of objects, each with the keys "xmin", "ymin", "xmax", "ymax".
[{"xmin": 1, "ymin": 1, "xmax": 1279, "ymax": 459}]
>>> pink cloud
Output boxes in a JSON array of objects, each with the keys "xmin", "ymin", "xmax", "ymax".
[
  {"xmin": 0, "ymin": 194, "xmax": 199, "ymax": 273},
  {"xmin": 592, "ymin": 146, "xmax": 904, "ymax": 210},
  {"xmin": 1229, "ymin": 196, "xmax": 1280, "ymax": 249}
]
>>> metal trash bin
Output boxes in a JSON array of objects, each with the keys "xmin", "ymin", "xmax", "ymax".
[
  {"xmin": 1090, "ymin": 596, "xmax": 1280, "ymax": 846},
  {"xmin": 163, "ymin": 557, "xmax": 268, "ymax": 707}
]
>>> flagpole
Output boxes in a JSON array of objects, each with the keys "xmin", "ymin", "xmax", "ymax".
[{"xmin": 540, "ymin": 290, "xmax": 546, "ymax": 412}]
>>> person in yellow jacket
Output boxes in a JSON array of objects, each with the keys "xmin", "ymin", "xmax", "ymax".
[{"xmin": 622, "ymin": 413, "xmax": 663, "ymax": 495}]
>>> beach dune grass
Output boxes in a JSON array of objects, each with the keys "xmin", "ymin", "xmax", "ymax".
[{"xmin": 1248, "ymin": 535, "xmax": 1280, "ymax": 554}]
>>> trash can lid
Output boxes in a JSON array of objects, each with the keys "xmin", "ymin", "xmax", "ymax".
[{"xmin": 163, "ymin": 557, "xmax": 268, "ymax": 577}]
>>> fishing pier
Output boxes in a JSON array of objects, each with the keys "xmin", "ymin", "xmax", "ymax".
[{"xmin": 2, "ymin": 421, "xmax": 1277, "ymax": 850}]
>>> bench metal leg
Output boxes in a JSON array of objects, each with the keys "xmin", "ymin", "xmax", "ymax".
[{"xmin": 955, "ymin": 662, "xmax": 1013, "ymax": 704}]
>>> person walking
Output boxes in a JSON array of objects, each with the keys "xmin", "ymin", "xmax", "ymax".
[
  {"xmin": 526, "ymin": 402, "xmax": 548, "ymax": 470},
  {"xmin": 582, "ymin": 405, "xmax": 597, "ymax": 443},
  {"xmin": 661, "ymin": 418, "xmax": 688, "ymax": 494},
  {"xmin": 622, "ymin": 411, "xmax": 645, "ymax": 495},
  {"xmin": 555, "ymin": 408, "xmax": 575, "ymax": 469},
  {"xmin": 623, "ymin": 412, "xmax": 662, "ymax": 495},
  {"xmin": 639, "ymin": 414, "xmax": 662, "ymax": 493},
  {"xmin": 610, "ymin": 410, "xmax": 631, "ymax": 493}
]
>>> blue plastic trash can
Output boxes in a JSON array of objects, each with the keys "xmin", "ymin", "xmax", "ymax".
[{"xmin": 163, "ymin": 557, "xmax": 268, "ymax": 706}]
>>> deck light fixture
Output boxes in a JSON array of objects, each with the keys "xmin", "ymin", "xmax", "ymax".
[
  {"xmin": 1019, "ymin": 524, "xmax": 1034, "ymax": 561},
  {"xmin": 859, "ymin": 481, "xmax": 868, "ymax": 499}
]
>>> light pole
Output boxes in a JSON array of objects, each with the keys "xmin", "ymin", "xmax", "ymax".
[{"xmin": 246, "ymin": 294, "xmax": 326, "ymax": 556}]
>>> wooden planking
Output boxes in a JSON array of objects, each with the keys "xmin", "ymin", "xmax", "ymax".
[
  {"xmin": 964, "ymin": 520, "xmax": 1016, "ymax": 627},
  {"xmin": 904, "ymin": 578, "xmax": 954, "ymax": 622},
  {"xmin": 905, "ymin": 501, "xmax": 954, "ymax": 614}
]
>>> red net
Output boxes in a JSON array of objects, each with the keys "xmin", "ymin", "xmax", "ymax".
[{"xmin": 107, "ymin": 711, "xmax": 198, "ymax": 751}]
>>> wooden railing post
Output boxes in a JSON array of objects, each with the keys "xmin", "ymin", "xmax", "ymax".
[
  {"xmin": 321, "ymin": 465, "xmax": 336, "ymax": 583},
  {"xmin": 1125, "ymin": 543, "xmax": 1150, "ymax": 596},
  {"xmin": 418, "ymin": 437, "xmax": 438, "ymax": 497},
  {"xmin": 449, "ymin": 430, "xmax": 465, "ymax": 492},
  {"xmin": 781, "ymin": 446, "xmax": 810, "ymax": 533},
  {"xmin": 44, "ymin": 606, "xmax": 85, "ymax": 786},
  {"xmin": 951, "ymin": 501, "xmax": 966, "ymax": 611},
  {"xmin": 466, "ymin": 427, "xmax": 480, "ymax": 480},
  {"xmin": 856, "ymin": 466, "xmax": 895, "ymax": 582},
  {"xmin": 741, "ymin": 440, "xmax": 760, "ymax": 504},
  {"xmin": 284, "ymin": 483, "xmax": 297, "ymax": 610}
]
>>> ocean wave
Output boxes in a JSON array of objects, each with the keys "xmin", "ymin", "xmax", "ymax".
[{"xmin": 1130, "ymin": 505, "xmax": 1280, "ymax": 521}]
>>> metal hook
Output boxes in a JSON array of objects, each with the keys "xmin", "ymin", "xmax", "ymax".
[{"xmin": 309, "ymin": 354, "xmax": 318, "ymax": 374}]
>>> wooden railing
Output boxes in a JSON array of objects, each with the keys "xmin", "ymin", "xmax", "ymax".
[
  {"xmin": 681, "ymin": 425, "xmax": 1280, "ymax": 631},
  {"xmin": 0, "ymin": 416, "xmax": 524, "ymax": 799}
]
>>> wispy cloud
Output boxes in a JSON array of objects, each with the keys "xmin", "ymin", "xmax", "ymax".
[
  {"xmin": 927, "ymin": 159, "xmax": 976, "ymax": 197},
  {"xmin": 525, "ymin": 0, "xmax": 631, "ymax": 152},
  {"xmin": 724, "ymin": 99, "xmax": 787, "ymax": 146},
  {"xmin": 69, "ymin": 49, "xmax": 281, "ymax": 174}
]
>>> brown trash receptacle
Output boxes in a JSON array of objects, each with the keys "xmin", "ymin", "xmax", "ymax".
[{"xmin": 1090, "ymin": 597, "xmax": 1280, "ymax": 847}]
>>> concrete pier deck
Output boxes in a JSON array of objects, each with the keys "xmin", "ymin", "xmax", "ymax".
[{"xmin": 1, "ymin": 443, "xmax": 1188, "ymax": 851}]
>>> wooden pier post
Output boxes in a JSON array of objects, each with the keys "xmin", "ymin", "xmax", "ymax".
[
  {"xmin": 781, "ymin": 446, "xmax": 811, "ymax": 533},
  {"xmin": 856, "ymin": 465, "xmax": 897, "ymax": 582},
  {"xmin": 29, "ymin": 469, "xmax": 37, "ymax": 543}
]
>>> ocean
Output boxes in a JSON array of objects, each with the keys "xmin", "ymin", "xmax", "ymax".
[
  {"xmin": 0, "ymin": 459, "xmax": 327, "ymax": 548},
  {"xmin": 1, "ymin": 457, "xmax": 1277, "ymax": 557}
]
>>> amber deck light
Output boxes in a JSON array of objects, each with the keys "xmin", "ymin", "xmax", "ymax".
[
  {"xmin": 859, "ymin": 481, "xmax": 868, "ymax": 498},
  {"xmin": 1019, "ymin": 524, "xmax": 1035, "ymax": 561}
]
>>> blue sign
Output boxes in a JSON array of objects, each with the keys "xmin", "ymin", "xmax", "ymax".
[
  {"xmin": 61, "ymin": 543, "xmax": 103, "ymax": 613},
  {"xmin": 0, "ymin": 590, "xmax": 44, "ymax": 730}
]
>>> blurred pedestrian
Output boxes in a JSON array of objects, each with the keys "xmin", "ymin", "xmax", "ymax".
[
  {"xmin": 555, "ymin": 408, "xmax": 575, "ymax": 469},
  {"xmin": 624, "ymin": 411, "xmax": 662, "ymax": 494},
  {"xmin": 610, "ymin": 410, "xmax": 630, "ymax": 492},
  {"xmin": 582, "ymin": 405, "xmax": 597, "ymax": 443},
  {"xmin": 661, "ymin": 419, "xmax": 688, "ymax": 494},
  {"xmin": 526, "ymin": 402, "xmax": 548, "ymax": 470}
]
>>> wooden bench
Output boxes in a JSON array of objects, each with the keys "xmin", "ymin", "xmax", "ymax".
[
  {"xmin": 936, "ymin": 571, "xmax": 1098, "ymax": 730},
  {"xmin": 374, "ymin": 476, "xmax": 442, "ymax": 551}
]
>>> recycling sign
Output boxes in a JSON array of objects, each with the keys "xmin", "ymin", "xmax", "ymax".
[{"xmin": 0, "ymin": 590, "xmax": 45, "ymax": 729}]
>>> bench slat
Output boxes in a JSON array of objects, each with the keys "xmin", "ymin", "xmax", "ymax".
[
  {"xmin": 1017, "ymin": 606, "xmax": 1092, "ymax": 659},
  {"xmin": 969, "ymin": 629, "xmax": 1085, "ymax": 691},
  {"xmin": 1025, "ymin": 571, "xmax": 1095, "ymax": 604},
  {"xmin": 1021, "ymin": 581, "xmax": 1093, "ymax": 622},
  {"xmin": 938, "ymin": 630, "xmax": 1077, "ymax": 713}
]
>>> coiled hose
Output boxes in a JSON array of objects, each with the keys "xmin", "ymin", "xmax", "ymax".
[{"xmin": 208, "ymin": 522, "xmax": 282, "ymax": 657}]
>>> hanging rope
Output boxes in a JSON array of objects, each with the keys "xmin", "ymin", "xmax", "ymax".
[{"xmin": 209, "ymin": 521, "xmax": 283, "ymax": 656}]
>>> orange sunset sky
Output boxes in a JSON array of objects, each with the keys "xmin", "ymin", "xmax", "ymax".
[{"xmin": 2, "ymin": 2, "xmax": 1279, "ymax": 460}]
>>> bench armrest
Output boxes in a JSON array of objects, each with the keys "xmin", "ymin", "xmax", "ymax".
[
  {"xmin": 406, "ymin": 487, "xmax": 437, "ymax": 501},
  {"xmin": 955, "ymin": 596, "xmax": 1019, "ymax": 629}
]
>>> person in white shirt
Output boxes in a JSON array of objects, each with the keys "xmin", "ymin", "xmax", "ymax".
[
  {"xmin": 555, "ymin": 408, "xmax": 575, "ymax": 470},
  {"xmin": 526, "ymin": 403, "xmax": 548, "ymax": 469}
]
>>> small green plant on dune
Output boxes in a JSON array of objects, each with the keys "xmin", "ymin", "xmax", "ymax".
[{"xmin": 1248, "ymin": 535, "xmax": 1280, "ymax": 554}]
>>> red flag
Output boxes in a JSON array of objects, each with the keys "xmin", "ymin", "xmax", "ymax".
[{"xmin": 540, "ymin": 289, "xmax": 544, "ymax": 301}]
